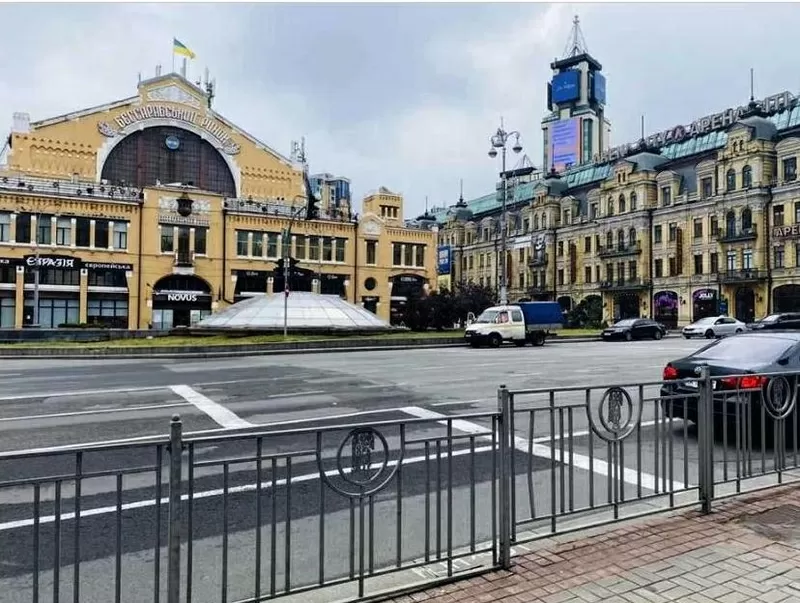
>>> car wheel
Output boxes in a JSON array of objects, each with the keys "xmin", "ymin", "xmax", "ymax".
[
  {"xmin": 624, "ymin": 331, "xmax": 632, "ymax": 342},
  {"xmin": 735, "ymin": 328, "xmax": 743, "ymax": 334},
  {"xmin": 532, "ymin": 332, "xmax": 546, "ymax": 347},
  {"xmin": 704, "ymin": 330, "xmax": 715, "ymax": 339},
  {"xmin": 488, "ymin": 333, "xmax": 502, "ymax": 348},
  {"xmin": 683, "ymin": 334, "xmax": 691, "ymax": 339},
  {"xmin": 654, "ymin": 330, "xmax": 663, "ymax": 340}
]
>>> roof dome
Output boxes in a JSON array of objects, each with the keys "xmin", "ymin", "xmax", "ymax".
[{"xmin": 196, "ymin": 291, "xmax": 392, "ymax": 332}]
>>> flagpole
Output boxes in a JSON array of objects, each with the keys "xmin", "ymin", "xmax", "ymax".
[
  {"xmin": 181, "ymin": 58, "xmax": 187, "ymax": 78},
  {"xmin": 172, "ymin": 49, "xmax": 175, "ymax": 74}
]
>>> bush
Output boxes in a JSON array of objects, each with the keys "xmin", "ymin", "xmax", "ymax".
[{"xmin": 401, "ymin": 282, "xmax": 497, "ymax": 331}]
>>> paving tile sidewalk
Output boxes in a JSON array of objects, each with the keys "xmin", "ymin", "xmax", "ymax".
[{"xmin": 386, "ymin": 484, "xmax": 800, "ymax": 603}]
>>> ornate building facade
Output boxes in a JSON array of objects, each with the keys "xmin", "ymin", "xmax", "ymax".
[
  {"xmin": 437, "ymin": 90, "xmax": 800, "ymax": 327},
  {"xmin": 0, "ymin": 70, "xmax": 436, "ymax": 329}
]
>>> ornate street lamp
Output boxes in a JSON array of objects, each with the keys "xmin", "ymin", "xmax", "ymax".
[{"xmin": 487, "ymin": 122, "xmax": 523, "ymax": 305}]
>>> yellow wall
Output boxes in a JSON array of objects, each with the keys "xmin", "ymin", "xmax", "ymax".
[{"xmin": 0, "ymin": 72, "xmax": 437, "ymax": 329}]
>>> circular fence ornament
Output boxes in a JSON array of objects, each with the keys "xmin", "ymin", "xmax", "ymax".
[
  {"xmin": 762, "ymin": 375, "xmax": 798, "ymax": 421},
  {"xmin": 317, "ymin": 426, "xmax": 400, "ymax": 498},
  {"xmin": 588, "ymin": 386, "xmax": 639, "ymax": 442}
]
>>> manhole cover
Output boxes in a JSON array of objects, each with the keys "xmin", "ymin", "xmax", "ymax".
[{"xmin": 740, "ymin": 504, "xmax": 800, "ymax": 543}]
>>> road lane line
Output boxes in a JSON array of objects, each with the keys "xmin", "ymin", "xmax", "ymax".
[
  {"xmin": 400, "ymin": 407, "xmax": 686, "ymax": 491},
  {"xmin": 0, "ymin": 402, "xmax": 192, "ymax": 423},
  {"xmin": 0, "ymin": 385, "xmax": 169, "ymax": 402},
  {"xmin": 169, "ymin": 385, "xmax": 253, "ymax": 429},
  {"xmin": 266, "ymin": 390, "xmax": 326, "ymax": 398},
  {"xmin": 0, "ymin": 444, "xmax": 495, "ymax": 532}
]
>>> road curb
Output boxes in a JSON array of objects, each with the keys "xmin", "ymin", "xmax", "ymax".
[{"xmin": 0, "ymin": 332, "xmax": 683, "ymax": 359}]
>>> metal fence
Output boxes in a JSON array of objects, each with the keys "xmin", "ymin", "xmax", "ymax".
[{"xmin": 1, "ymin": 369, "xmax": 799, "ymax": 603}]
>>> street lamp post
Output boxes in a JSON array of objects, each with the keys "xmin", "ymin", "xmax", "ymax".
[
  {"xmin": 488, "ymin": 122, "xmax": 523, "ymax": 305},
  {"xmin": 282, "ymin": 205, "xmax": 307, "ymax": 338}
]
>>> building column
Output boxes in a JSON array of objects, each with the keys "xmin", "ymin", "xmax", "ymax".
[
  {"xmin": 79, "ymin": 269, "xmax": 88, "ymax": 324},
  {"xmin": 14, "ymin": 266, "xmax": 24, "ymax": 328}
]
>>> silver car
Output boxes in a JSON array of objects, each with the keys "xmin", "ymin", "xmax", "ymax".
[{"xmin": 681, "ymin": 315, "xmax": 746, "ymax": 339}]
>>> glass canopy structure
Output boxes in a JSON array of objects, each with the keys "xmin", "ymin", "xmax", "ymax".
[{"xmin": 196, "ymin": 292, "xmax": 392, "ymax": 332}]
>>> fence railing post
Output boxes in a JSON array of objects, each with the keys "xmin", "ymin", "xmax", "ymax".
[
  {"xmin": 167, "ymin": 415, "xmax": 184, "ymax": 603},
  {"xmin": 697, "ymin": 366, "xmax": 714, "ymax": 514},
  {"xmin": 497, "ymin": 385, "xmax": 512, "ymax": 569}
]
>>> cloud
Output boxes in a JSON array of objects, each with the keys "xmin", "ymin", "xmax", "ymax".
[{"xmin": 4, "ymin": 3, "xmax": 800, "ymax": 219}]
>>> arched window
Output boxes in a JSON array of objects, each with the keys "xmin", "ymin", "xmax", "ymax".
[
  {"xmin": 618, "ymin": 194, "xmax": 626, "ymax": 213},
  {"xmin": 742, "ymin": 207, "xmax": 753, "ymax": 231},
  {"xmin": 726, "ymin": 210, "xmax": 736, "ymax": 235},
  {"xmin": 607, "ymin": 198, "xmax": 615, "ymax": 216},
  {"xmin": 629, "ymin": 191, "xmax": 637, "ymax": 210},
  {"xmin": 541, "ymin": 213, "xmax": 547, "ymax": 229},
  {"xmin": 101, "ymin": 126, "xmax": 237, "ymax": 197},
  {"xmin": 617, "ymin": 229, "xmax": 625, "ymax": 249},
  {"xmin": 628, "ymin": 227, "xmax": 637, "ymax": 246},
  {"xmin": 606, "ymin": 231, "xmax": 613, "ymax": 249},
  {"xmin": 533, "ymin": 214, "xmax": 539, "ymax": 230},
  {"xmin": 742, "ymin": 165, "xmax": 753, "ymax": 188},
  {"xmin": 726, "ymin": 168, "xmax": 736, "ymax": 192}
]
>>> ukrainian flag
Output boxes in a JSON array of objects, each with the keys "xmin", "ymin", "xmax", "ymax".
[{"xmin": 173, "ymin": 38, "xmax": 196, "ymax": 60}]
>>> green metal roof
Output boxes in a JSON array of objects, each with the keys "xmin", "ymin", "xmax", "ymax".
[{"xmin": 435, "ymin": 106, "xmax": 800, "ymax": 223}]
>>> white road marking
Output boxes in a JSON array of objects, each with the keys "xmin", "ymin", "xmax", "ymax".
[
  {"xmin": 400, "ymin": 407, "xmax": 686, "ymax": 491},
  {"xmin": 265, "ymin": 390, "xmax": 326, "ymax": 398},
  {"xmin": 0, "ymin": 407, "xmax": 415, "ymax": 456},
  {"xmin": 169, "ymin": 385, "xmax": 253, "ymax": 429},
  {"xmin": 0, "ymin": 444, "xmax": 496, "ymax": 532},
  {"xmin": 0, "ymin": 402, "xmax": 192, "ymax": 423},
  {"xmin": 0, "ymin": 385, "xmax": 169, "ymax": 402},
  {"xmin": 359, "ymin": 383, "xmax": 407, "ymax": 389}
]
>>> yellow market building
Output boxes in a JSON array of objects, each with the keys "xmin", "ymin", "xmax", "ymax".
[{"xmin": 0, "ymin": 69, "xmax": 437, "ymax": 329}]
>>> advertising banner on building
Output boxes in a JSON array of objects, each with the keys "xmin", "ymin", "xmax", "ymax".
[
  {"xmin": 551, "ymin": 71, "xmax": 580, "ymax": 104},
  {"xmin": 437, "ymin": 274, "xmax": 452, "ymax": 292},
  {"xmin": 551, "ymin": 118, "xmax": 581, "ymax": 172},
  {"xmin": 437, "ymin": 245, "xmax": 452, "ymax": 275}
]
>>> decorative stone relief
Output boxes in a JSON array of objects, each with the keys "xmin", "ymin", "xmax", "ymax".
[
  {"xmin": 147, "ymin": 85, "xmax": 203, "ymax": 109},
  {"xmin": 362, "ymin": 220, "xmax": 381, "ymax": 236}
]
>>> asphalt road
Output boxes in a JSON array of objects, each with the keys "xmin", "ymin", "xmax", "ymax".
[{"xmin": 0, "ymin": 338, "xmax": 741, "ymax": 603}]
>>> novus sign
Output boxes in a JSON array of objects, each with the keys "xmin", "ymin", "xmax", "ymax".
[{"xmin": 167, "ymin": 293, "xmax": 197, "ymax": 302}]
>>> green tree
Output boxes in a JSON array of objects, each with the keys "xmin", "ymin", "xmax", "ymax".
[{"xmin": 453, "ymin": 282, "xmax": 496, "ymax": 325}]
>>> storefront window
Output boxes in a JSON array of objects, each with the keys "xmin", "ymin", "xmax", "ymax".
[
  {"xmin": 87, "ymin": 298, "xmax": 129, "ymax": 328},
  {"xmin": 24, "ymin": 268, "xmax": 81, "ymax": 286},
  {"xmin": 26, "ymin": 298, "xmax": 80, "ymax": 328},
  {"xmin": 88, "ymin": 270, "xmax": 127, "ymax": 287},
  {"xmin": 0, "ymin": 266, "xmax": 15, "ymax": 284},
  {"xmin": 0, "ymin": 297, "xmax": 14, "ymax": 328}
]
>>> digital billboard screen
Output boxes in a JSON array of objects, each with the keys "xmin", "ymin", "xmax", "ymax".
[
  {"xmin": 591, "ymin": 72, "xmax": 607, "ymax": 105},
  {"xmin": 550, "ymin": 118, "xmax": 580, "ymax": 172},
  {"xmin": 551, "ymin": 71, "xmax": 580, "ymax": 104}
]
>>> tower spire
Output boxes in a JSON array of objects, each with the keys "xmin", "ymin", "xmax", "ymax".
[
  {"xmin": 459, "ymin": 179, "xmax": 464, "ymax": 204},
  {"xmin": 562, "ymin": 15, "xmax": 589, "ymax": 59}
]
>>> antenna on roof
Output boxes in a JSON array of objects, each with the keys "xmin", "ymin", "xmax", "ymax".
[
  {"xmin": 750, "ymin": 67, "xmax": 755, "ymax": 102},
  {"xmin": 459, "ymin": 179, "xmax": 464, "ymax": 203},
  {"xmin": 641, "ymin": 115, "xmax": 645, "ymax": 140},
  {"xmin": 425, "ymin": 195, "xmax": 429, "ymax": 212},
  {"xmin": 562, "ymin": 15, "xmax": 589, "ymax": 59}
]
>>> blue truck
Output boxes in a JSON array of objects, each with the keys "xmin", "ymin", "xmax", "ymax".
[{"xmin": 463, "ymin": 302, "xmax": 565, "ymax": 348}]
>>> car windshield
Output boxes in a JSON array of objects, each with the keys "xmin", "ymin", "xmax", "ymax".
[
  {"xmin": 614, "ymin": 319, "xmax": 637, "ymax": 327},
  {"xmin": 692, "ymin": 317, "xmax": 716, "ymax": 326},
  {"xmin": 474, "ymin": 310, "xmax": 499, "ymax": 324},
  {"xmin": 759, "ymin": 315, "xmax": 781, "ymax": 323},
  {"xmin": 692, "ymin": 335, "xmax": 795, "ymax": 363}
]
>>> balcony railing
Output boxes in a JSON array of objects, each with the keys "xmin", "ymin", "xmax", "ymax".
[
  {"xmin": 598, "ymin": 278, "xmax": 651, "ymax": 291},
  {"xmin": 174, "ymin": 250, "xmax": 195, "ymax": 267},
  {"xmin": 528, "ymin": 253, "xmax": 548, "ymax": 268},
  {"xmin": 597, "ymin": 241, "xmax": 642, "ymax": 259},
  {"xmin": 716, "ymin": 225, "xmax": 757, "ymax": 243},
  {"xmin": 717, "ymin": 269, "xmax": 767, "ymax": 284},
  {"xmin": 528, "ymin": 286, "xmax": 551, "ymax": 297}
]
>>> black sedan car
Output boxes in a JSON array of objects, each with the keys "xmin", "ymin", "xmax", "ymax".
[
  {"xmin": 602, "ymin": 318, "xmax": 667, "ymax": 342},
  {"xmin": 660, "ymin": 331, "xmax": 800, "ymax": 430},
  {"xmin": 747, "ymin": 312, "xmax": 800, "ymax": 331}
]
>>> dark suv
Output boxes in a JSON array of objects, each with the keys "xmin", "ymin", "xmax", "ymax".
[{"xmin": 747, "ymin": 312, "xmax": 800, "ymax": 331}]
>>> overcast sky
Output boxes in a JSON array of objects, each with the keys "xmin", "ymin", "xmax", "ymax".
[{"xmin": 1, "ymin": 3, "xmax": 800, "ymax": 217}]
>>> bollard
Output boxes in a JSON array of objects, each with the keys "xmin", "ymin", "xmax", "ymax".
[
  {"xmin": 697, "ymin": 367, "xmax": 715, "ymax": 514},
  {"xmin": 167, "ymin": 416, "xmax": 183, "ymax": 603},
  {"xmin": 497, "ymin": 385, "xmax": 512, "ymax": 569}
]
